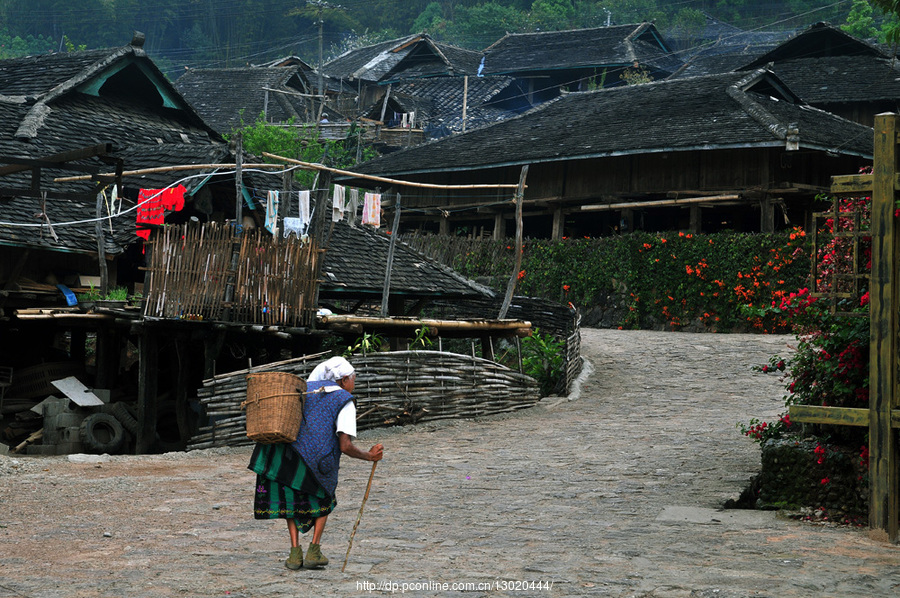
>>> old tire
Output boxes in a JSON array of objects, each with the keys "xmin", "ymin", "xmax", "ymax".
[
  {"xmin": 110, "ymin": 402, "xmax": 139, "ymax": 435},
  {"xmin": 79, "ymin": 413, "xmax": 125, "ymax": 454}
]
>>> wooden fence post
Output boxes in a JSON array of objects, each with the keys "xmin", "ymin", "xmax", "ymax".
[
  {"xmin": 869, "ymin": 112, "xmax": 900, "ymax": 541},
  {"xmin": 789, "ymin": 112, "xmax": 900, "ymax": 542}
]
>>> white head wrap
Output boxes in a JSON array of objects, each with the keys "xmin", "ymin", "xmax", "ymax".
[{"xmin": 307, "ymin": 356, "xmax": 355, "ymax": 391}]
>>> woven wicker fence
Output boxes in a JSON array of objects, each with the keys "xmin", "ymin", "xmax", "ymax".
[
  {"xmin": 430, "ymin": 295, "xmax": 583, "ymax": 393},
  {"xmin": 143, "ymin": 223, "xmax": 319, "ymax": 327},
  {"xmin": 187, "ymin": 350, "xmax": 540, "ymax": 450}
]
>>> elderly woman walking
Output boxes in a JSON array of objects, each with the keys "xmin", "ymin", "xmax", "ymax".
[{"xmin": 248, "ymin": 356, "xmax": 384, "ymax": 570}]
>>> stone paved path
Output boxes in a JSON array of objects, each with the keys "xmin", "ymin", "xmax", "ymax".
[{"xmin": 1, "ymin": 329, "xmax": 899, "ymax": 597}]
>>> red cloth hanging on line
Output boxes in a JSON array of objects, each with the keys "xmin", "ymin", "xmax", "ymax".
[{"xmin": 136, "ymin": 185, "xmax": 186, "ymax": 240}]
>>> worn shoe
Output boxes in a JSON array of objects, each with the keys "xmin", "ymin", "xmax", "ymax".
[
  {"xmin": 285, "ymin": 546, "xmax": 303, "ymax": 570},
  {"xmin": 303, "ymin": 543, "xmax": 329, "ymax": 569}
]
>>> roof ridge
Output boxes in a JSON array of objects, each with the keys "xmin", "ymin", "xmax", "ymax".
[
  {"xmin": 726, "ymin": 69, "xmax": 787, "ymax": 141},
  {"xmin": 15, "ymin": 45, "xmax": 136, "ymax": 140}
]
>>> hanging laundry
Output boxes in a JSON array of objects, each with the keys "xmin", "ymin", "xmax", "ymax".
[
  {"xmin": 106, "ymin": 185, "xmax": 121, "ymax": 234},
  {"xmin": 362, "ymin": 192, "xmax": 381, "ymax": 227},
  {"xmin": 332, "ymin": 185, "xmax": 346, "ymax": 222},
  {"xmin": 347, "ymin": 188, "xmax": 359, "ymax": 227},
  {"xmin": 409, "ymin": 111, "xmax": 416, "ymax": 128},
  {"xmin": 298, "ymin": 190, "xmax": 311, "ymax": 228},
  {"xmin": 137, "ymin": 185, "xmax": 187, "ymax": 241},
  {"xmin": 265, "ymin": 190, "xmax": 280, "ymax": 234},
  {"xmin": 283, "ymin": 217, "xmax": 303, "ymax": 239}
]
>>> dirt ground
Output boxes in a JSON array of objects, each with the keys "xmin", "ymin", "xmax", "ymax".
[{"xmin": 1, "ymin": 329, "xmax": 899, "ymax": 598}]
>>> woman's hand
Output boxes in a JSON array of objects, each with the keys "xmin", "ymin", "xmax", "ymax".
[{"xmin": 339, "ymin": 433, "xmax": 384, "ymax": 462}]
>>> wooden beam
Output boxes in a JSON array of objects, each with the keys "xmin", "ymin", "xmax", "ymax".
[
  {"xmin": 869, "ymin": 112, "xmax": 900, "ymax": 541},
  {"xmin": 831, "ymin": 173, "xmax": 875, "ymax": 194},
  {"xmin": 581, "ymin": 194, "xmax": 741, "ymax": 212},
  {"xmin": 830, "ymin": 173, "xmax": 900, "ymax": 195},
  {"xmin": 0, "ymin": 187, "xmax": 97, "ymax": 201},
  {"xmin": 788, "ymin": 405, "xmax": 870, "ymax": 427},
  {"xmin": 0, "ymin": 143, "xmax": 112, "ymax": 176}
]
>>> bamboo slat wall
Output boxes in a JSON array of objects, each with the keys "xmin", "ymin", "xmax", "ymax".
[
  {"xmin": 187, "ymin": 350, "xmax": 541, "ymax": 450},
  {"xmin": 143, "ymin": 223, "xmax": 319, "ymax": 327}
]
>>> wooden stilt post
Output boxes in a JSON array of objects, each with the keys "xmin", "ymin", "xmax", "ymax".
[
  {"xmin": 136, "ymin": 331, "xmax": 159, "ymax": 454},
  {"xmin": 173, "ymin": 334, "xmax": 191, "ymax": 449}
]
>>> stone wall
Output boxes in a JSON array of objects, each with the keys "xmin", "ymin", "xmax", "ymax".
[{"xmin": 755, "ymin": 438, "xmax": 868, "ymax": 518}]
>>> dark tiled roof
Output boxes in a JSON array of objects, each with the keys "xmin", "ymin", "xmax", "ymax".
[
  {"xmin": 760, "ymin": 56, "xmax": 900, "ymax": 104},
  {"xmin": 351, "ymin": 70, "xmax": 873, "ymax": 178},
  {"xmin": 0, "ymin": 49, "xmax": 115, "ymax": 97},
  {"xmin": 0, "ymin": 45, "xmax": 233, "ymax": 256},
  {"xmin": 742, "ymin": 22, "xmax": 889, "ymax": 69},
  {"xmin": 481, "ymin": 23, "xmax": 681, "ymax": 76},
  {"xmin": 669, "ymin": 53, "xmax": 749, "ymax": 78},
  {"xmin": 323, "ymin": 34, "xmax": 481, "ymax": 83},
  {"xmin": 320, "ymin": 221, "xmax": 495, "ymax": 300},
  {"xmin": 175, "ymin": 66, "xmax": 310, "ymax": 133},
  {"xmin": 380, "ymin": 76, "xmax": 519, "ymax": 132}
]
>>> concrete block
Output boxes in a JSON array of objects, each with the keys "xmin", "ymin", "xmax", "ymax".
[
  {"xmin": 58, "ymin": 426, "xmax": 81, "ymax": 443},
  {"xmin": 53, "ymin": 413, "xmax": 83, "ymax": 429}
]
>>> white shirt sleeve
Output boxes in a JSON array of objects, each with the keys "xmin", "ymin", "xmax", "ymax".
[{"xmin": 335, "ymin": 401, "xmax": 357, "ymax": 438}]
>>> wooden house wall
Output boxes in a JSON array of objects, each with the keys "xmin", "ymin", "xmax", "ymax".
[
  {"xmin": 812, "ymin": 101, "xmax": 900, "ymax": 128},
  {"xmin": 396, "ymin": 147, "xmax": 867, "ymax": 211},
  {"xmin": 389, "ymin": 146, "xmax": 870, "ymax": 237}
]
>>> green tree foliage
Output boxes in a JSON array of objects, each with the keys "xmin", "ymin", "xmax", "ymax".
[
  {"xmin": 0, "ymin": 1, "xmax": 870, "ymax": 64},
  {"xmin": 528, "ymin": 0, "xmax": 577, "ymax": 31},
  {"xmin": 231, "ymin": 113, "xmax": 376, "ymax": 188},
  {"xmin": 0, "ymin": 31, "xmax": 55, "ymax": 58},
  {"xmin": 856, "ymin": 0, "xmax": 900, "ymax": 44},
  {"xmin": 443, "ymin": 2, "xmax": 529, "ymax": 46}
]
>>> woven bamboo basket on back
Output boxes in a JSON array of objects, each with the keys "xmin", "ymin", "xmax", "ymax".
[{"xmin": 242, "ymin": 372, "xmax": 305, "ymax": 443}]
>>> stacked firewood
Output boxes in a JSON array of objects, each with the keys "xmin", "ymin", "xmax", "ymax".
[{"xmin": 187, "ymin": 350, "xmax": 540, "ymax": 450}]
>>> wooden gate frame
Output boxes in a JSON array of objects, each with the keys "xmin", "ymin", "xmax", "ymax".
[{"xmin": 789, "ymin": 113, "xmax": 900, "ymax": 542}]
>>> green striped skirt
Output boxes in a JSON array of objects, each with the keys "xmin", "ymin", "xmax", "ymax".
[{"xmin": 249, "ymin": 442, "xmax": 336, "ymax": 533}]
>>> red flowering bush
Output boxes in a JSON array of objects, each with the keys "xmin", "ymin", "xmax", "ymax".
[{"xmin": 744, "ymin": 193, "xmax": 871, "ymax": 450}]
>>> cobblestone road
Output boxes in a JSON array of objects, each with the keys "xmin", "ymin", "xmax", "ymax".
[{"xmin": 1, "ymin": 329, "xmax": 899, "ymax": 597}]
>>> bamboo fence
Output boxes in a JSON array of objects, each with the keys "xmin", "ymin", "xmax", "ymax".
[
  {"xmin": 143, "ymin": 223, "xmax": 319, "ymax": 327},
  {"xmin": 187, "ymin": 350, "xmax": 540, "ymax": 450}
]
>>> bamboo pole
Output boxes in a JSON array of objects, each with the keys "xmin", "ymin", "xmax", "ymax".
[
  {"xmin": 319, "ymin": 315, "xmax": 530, "ymax": 330},
  {"xmin": 499, "ymin": 165, "xmax": 530, "ymax": 319},
  {"xmin": 53, "ymin": 163, "xmax": 287, "ymax": 183},
  {"xmin": 342, "ymin": 461, "xmax": 377, "ymax": 572},
  {"xmin": 380, "ymin": 193, "xmax": 401, "ymax": 317},
  {"xmin": 581, "ymin": 194, "xmax": 741, "ymax": 212},
  {"xmin": 262, "ymin": 152, "xmax": 523, "ymax": 190}
]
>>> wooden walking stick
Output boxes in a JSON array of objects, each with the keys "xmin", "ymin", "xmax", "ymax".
[{"xmin": 342, "ymin": 461, "xmax": 378, "ymax": 572}]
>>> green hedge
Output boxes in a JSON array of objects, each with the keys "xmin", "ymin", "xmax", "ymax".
[{"xmin": 417, "ymin": 228, "xmax": 811, "ymax": 332}]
